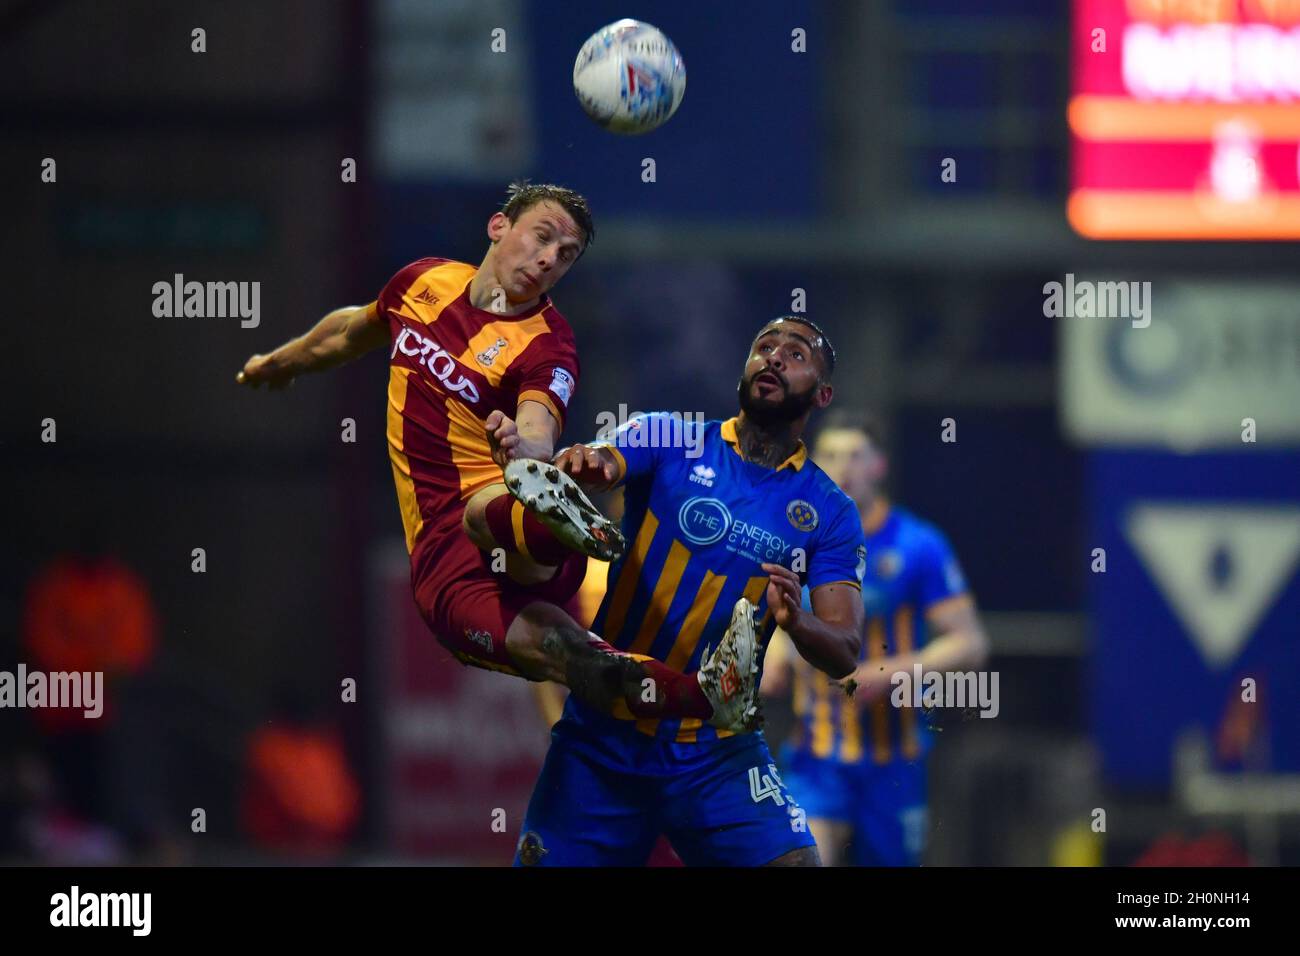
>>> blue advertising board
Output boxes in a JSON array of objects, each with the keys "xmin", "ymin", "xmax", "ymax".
[{"xmin": 1089, "ymin": 449, "xmax": 1300, "ymax": 787}]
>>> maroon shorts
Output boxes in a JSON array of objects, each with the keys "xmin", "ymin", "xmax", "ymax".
[{"xmin": 412, "ymin": 526, "xmax": 588, "ymax": 678}]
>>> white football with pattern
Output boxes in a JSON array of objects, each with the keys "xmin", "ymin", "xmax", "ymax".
[{"xmin": 573, "ymin": 19, "xmax": 686, "ymax": 135}]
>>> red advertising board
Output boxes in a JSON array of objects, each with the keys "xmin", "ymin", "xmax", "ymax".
[
  {"xmin": 371, "ymin": 545, "xmax": 548, "ymax": 864},
  {"xmin": 1071, "ymin": 0, "xmax": 1300, "ymax": 238}
]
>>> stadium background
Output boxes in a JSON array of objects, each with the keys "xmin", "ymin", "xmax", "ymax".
[{"xmin": 2, "ymin": 0, "xmax": 1297, "ymax": 865}]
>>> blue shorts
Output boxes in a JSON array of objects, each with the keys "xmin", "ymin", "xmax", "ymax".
[
  {"xmin": 780, "ymin": 748, "xmax": 928, "ymax": 866},
  {"xmin": 514, "ymin": 717, "xmax": 816, "ymax": 867}
]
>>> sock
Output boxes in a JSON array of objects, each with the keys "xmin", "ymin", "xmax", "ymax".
[
  {"xmin": 629, "ymin": 658, "xmax": 714, "ymax": 720},
  {"xmin": 482, "ymin": 492, "xmax": 573, "ymax": 565},
  {"xmin": 580, "ymin": 638, "xmax": 713, "ymax": 720}
]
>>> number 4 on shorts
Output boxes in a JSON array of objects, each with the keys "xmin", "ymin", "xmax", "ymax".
[{"xmin": 748, "ymin": 764, "xmax": 786, "ymax": 806}]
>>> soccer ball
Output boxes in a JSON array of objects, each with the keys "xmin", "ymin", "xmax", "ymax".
[{"xmin": 573, "ymin": 19, "xmax": 686, "ymax": 135}]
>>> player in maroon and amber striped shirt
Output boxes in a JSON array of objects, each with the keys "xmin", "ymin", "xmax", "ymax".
[{"xmin": 237, "ymin": 183, "xmax": 746, "ymax": 730}]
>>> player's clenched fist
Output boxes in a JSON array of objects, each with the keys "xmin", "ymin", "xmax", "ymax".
[
  {"xmin": 552, "ymin": 444, "xmax": 620, "ymax": 491},
  {"xmin": 761, "ymin": 562, "xmax": 804, "ymax": 631},
  {"xmin": 236, "ymin": 353, "xmax": 296, "ymax": 390},
  {"xmin": 485, "ymin": 409, "xmax": 523, "ymax": 467}
]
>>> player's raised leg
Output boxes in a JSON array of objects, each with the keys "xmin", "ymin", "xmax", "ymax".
[
  {"xmin": 420, "ymin": 532, "xmax": 760, "ymax": 732},
  {"xmin": 461, "ymin": 468, "xmax": 623, "ymax": 570},
  {"xmin": 501, "ymin": 596, "xmax": 760, "ymax": 731},
  {"xmin": 462, "ymin": 412, "xmax": 625, "ymax": 575},
  {"xmin": 461, "ymin": 483, "xmax": 573, "ymax": 587}
]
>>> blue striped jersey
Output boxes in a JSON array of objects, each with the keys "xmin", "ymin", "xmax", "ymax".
[
  {"xmin": 789, "ymin": 500, "xmax": 971, "ymax": 766},
  {"xmin": 562, "ymin": 414, "xmax": 867, "ymax": 760}
]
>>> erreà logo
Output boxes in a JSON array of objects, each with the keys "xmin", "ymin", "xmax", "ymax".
[
  {"xmin": 690, "ymin": 464, "xmax": 715, "ymax": 487},
  {"xmin": 1125, "ymin": 503, "xmax": 1300, "ymax": 669}
]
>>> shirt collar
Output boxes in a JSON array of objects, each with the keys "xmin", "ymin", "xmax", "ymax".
[{"xmin": 720, "ymin": 417, "xmax": 808, "ymax": 471}]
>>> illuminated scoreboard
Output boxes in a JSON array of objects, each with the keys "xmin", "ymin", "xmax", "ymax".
[{"xmin": 1070, "ymin": 0, "xmax": 1300, "ymax": 239}]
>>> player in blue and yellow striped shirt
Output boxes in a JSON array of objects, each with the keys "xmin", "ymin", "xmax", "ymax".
[
  {"xmin": 513, "ymin": 317, "xmax": 867, "ymax": 867},
  {"xmin": 763, "ymin": 413, "xmax": 989, "ymax": 866}
]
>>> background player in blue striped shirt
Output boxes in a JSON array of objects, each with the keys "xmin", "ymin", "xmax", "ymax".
[
  {"xmin": 512, "ymin": 317, "xmax": 868, "ymax": 866},
  {"xmin": 763, "ymin": 413, "xmax": 989, "ymax": 866}
]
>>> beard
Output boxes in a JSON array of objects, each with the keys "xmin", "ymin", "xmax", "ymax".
[{"xmin": 736, "ymin": 370, "xmax": 818, "ymax": 426}]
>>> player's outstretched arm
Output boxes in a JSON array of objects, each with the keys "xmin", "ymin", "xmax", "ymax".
[
  {"xmin": 236, "ymin": 300, "xmax": 387, "ymax": 389},
  {"xmin": 918, "ymin": 598, "xmax": 989, "ymax": 673},
  {"xmin": 848, "ymin": 598, "xmax": 988, "ymax": 707},
  {"xmin": 762, "ymin": 564, "xmax": 863, "ymax": 679}
]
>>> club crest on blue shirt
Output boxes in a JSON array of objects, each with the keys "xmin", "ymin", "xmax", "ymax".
[
  {"xmin": 786, "ymin": 499, "xmax": 818, "ymax": 532},
  {"xmin": 875, "ymin": 549, "xmax": 904, "ymax": 579}
]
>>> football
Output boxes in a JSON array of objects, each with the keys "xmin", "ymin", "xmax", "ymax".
[{"xmin": 572, "ymin": 19, "xmax": 686, "ymax": 135}]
